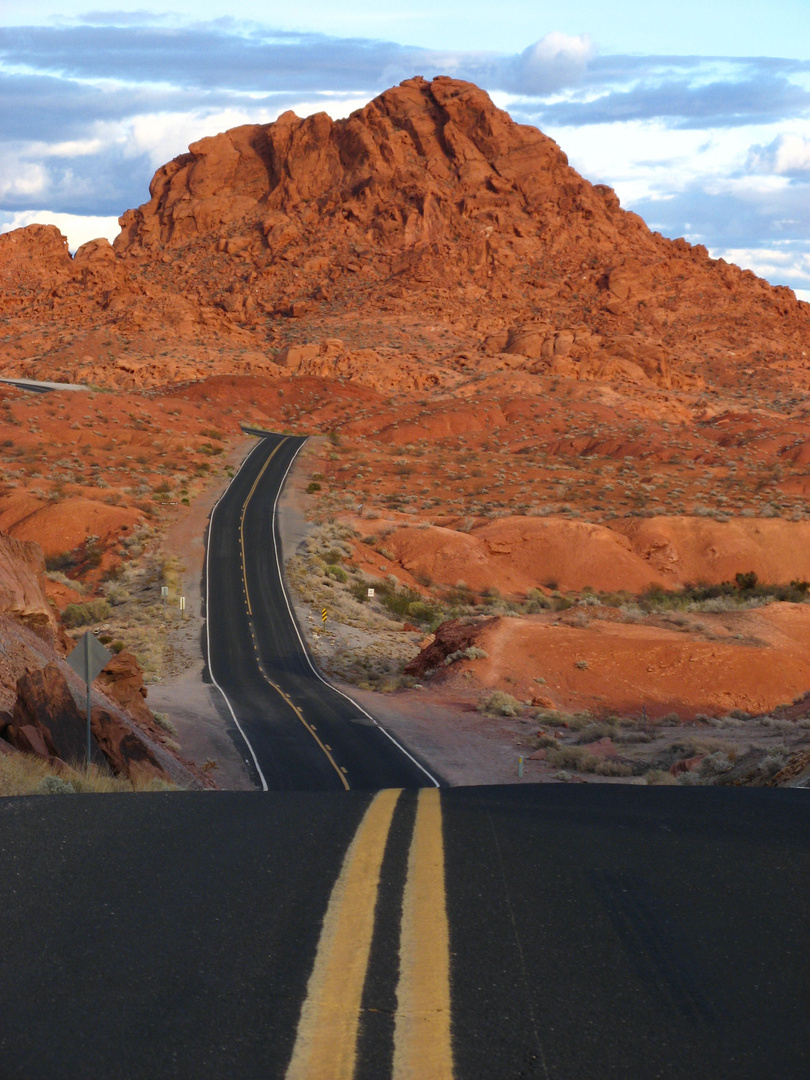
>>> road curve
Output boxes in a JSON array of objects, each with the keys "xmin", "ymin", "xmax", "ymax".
[{"xmin": 204, "ymin": 432, "xmax": 439, "ymax": 791}]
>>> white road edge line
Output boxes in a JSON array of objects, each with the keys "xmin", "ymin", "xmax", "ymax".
[
  {"xmin": 205, "ymin": 439, "xmax": 270, "ymax": 792},
  {"xmin": 273, "ymin": 439, "xmax": 441, "ymax": 788}
]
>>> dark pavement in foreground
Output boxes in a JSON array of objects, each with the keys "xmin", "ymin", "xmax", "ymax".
[{"xmin": 0, "ymin": 784, "xmax": 807, "ymax": 1079}]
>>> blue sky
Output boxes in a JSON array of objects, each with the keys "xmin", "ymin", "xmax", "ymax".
[{"xmin": 2, "ymin": 2, "xmax": 809, "ymax": 299}]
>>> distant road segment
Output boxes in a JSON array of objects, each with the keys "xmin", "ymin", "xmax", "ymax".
[{"xmin": 204, "ymin": 432, "xmax": 439, "ymax": 791}]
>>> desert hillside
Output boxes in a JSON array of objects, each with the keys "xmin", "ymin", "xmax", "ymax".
[{"xmin": 1, "ymin": 76, "xmax": 809, "ymax": 786}]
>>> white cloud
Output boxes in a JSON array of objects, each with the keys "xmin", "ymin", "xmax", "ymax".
[
  {"xmin": 0, "ymin": 209, "xmax": 120, "ymax": 250},
  {"xmin": 747, "ymin": 132, "xmax": 810, "ymax": 175},
  {"xmin": 507, "ymin": 33, "xmax": 594, "ymax": 95},
  {"xmin": 0, "ymin": 154, "xmax": 48, "ymax": 199}
]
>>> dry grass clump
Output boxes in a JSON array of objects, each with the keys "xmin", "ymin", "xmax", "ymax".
[
  {"xmin": 0, "ymin": 753, "xmax": 178, "ymax": 795},
  {"xmin": 645, "ymin": 768, "xmax": 679, "ymax": 785},
  {"xmin": 478, "ymin": 690, "xmax": 522, "ymax": 717},
  {"xmin": 545, "ymin": 744, "xmax": 599, "ymax": 772}
]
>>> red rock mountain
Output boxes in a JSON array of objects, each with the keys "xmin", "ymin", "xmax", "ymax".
[{"xmin": 1, "ymin": 75, "xmax": 808, "ymax": 393}]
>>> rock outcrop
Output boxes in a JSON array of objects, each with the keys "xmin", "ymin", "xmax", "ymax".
[
  {"xmin": 0, "ymin": 76, "xmax": 807, "ymax": 394},
  {"xmin": 3, "ymin": 662, "xmax": 174, "ymax": 783},
  {"xmin": 0, "ymin": 532, "xmax": 59, "ymax": 636},
  {"xmin": 8, "ymin": 663, "xmax": 88, "ymax": 764},
  {"xmin": 405, "ymin": 618, "xmax": 494, "ymax": 678},
  {"xmin": 94, "ymin": 649, "xmax": 152, "ymax": 728}
]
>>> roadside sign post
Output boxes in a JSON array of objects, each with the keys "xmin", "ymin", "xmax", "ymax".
[
  {"xmin": 180, "ymin": 596, "xmax": 186, "ymax": 617},
  {"xmin": 66, "ymin": 633, "xmax": 112, "ymax": 765},
  {"xmin": 161, "ymin": 585, "xmax": 169, "ymax": 603},
  {"xmin": 322, "ymin": 608, "xmax": 327, "ymax": 625}
]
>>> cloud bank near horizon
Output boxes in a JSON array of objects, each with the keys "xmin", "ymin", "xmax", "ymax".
[{"xmin": 1, "ymin": 14, "xmax": 809, "ymax": 296}]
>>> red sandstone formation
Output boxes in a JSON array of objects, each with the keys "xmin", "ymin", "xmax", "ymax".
[
  {"xmin": 0, "ymin": 76, "xmax": 807, "ymax": 394},
  {"xmin": 1, "ymin": 77, "xmax": 810, "ymax": 746}
]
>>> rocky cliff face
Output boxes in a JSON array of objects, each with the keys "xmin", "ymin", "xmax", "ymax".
[
  {"xmin": 0, "ymin": 76, "xmax": 808, "ymax": 395},
  {"xmin": 0, "ymin": 533, "xmax": 58, "ymax": 633}
]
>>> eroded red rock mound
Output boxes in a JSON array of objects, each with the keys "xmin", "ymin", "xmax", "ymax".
[{"xmin": 0, "ymin": 76, "xmax": 807, "ymax": 394}]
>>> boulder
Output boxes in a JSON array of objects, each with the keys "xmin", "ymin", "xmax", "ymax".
[
  {"xmin": 94, "ymin": 650, "xmax": 152, "ymax": 727},
  {"xmin": 405, "ymin": 618, "xmax": 494, "ymax": 678},
  {"xmin": 90, "ymin": 706, "xmax": 172, "ymax": 785},
  {"xmin": 10, "ymin": 663, "xmax": 88, "ymax": 764}
]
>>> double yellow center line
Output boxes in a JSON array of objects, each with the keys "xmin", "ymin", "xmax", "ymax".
[
  {"xmin": 239, "ymin": 438, "xmax": 350, "ymax": 790},
  {"xmin": 240, "ymin": 439, "xmax": 285, "ymax": 618},
  {"xmin": 285, "ymin": 788, "xmax": 454, "ymax": 1080}
]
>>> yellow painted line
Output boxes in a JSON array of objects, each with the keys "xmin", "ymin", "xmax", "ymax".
[
  {"xmin": 285, "ymin": 789, "xmax": 402, "ymax": 1080},
  {"xmin": 256, "ymin": 667, "xmax": 349, "ymax": 791},
  {"xmin": 393, "ymin": 787, "xmax": 454, "ymax": 1080},
  {"xmin": 240, "ymin": 438, "xmax": 286, "ymax": 616},
  {"xmin": 237, "ymin": 437, "xmax": 349, "ymax": 789}
]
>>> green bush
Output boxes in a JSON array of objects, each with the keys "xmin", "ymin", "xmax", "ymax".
[
  {"xmin": 37, "ymin": 776, "xmax": 76, "ymax": 794},
  {"xmin": 62, "ymin": 600, "xmax": 111, "ymax": 628},
  {"xmin": 45, "ymin": 550, "xmax": 79, "ymax": 573},
  {"xmin": 349, "ymin": 581, "xmax": 370, "ymax": 603}
]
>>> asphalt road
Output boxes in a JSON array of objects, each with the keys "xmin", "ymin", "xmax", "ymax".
[
  {"xmin": 0, "ymin": 784, "xmax": 806, "ymax": 1079},
  {"xmin": 0, "ymin": 376, "xmax": 87, "ymax": 393},
  {"xmin": 204, "ymin": 432, "xmax": 439, "ymax": 791}
]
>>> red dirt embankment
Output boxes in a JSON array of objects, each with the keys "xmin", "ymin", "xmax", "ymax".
[
  {"xmin": 405, "ymin": 604, "xmax": 810, "ymax": 719},
  {"xmin": 353, "ymin": 516, "xmax": 810, "ymax": 596}
]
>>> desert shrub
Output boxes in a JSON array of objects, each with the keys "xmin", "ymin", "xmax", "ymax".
[
  {"xmin": 153, "ymin": 712, "xmax": 178, "ymax": 737},
  {"xmin": 478, "ymin": 690, "xmax": 521, "ymax": 717},
  {"xmin": 699, "ymin": 751, "xmax": 734, "ymax": 776},
  {"xmin": 735, "ymin": 570, "xmax": 758, "ymax": 591},
  {"xmin": 37, "ymin": 776, "xmax": 76, "ymax": 795},
  {"xmin": 546, "ymin": 745, "xmax": 599, "ymax": 772},
  {"xmin": 102, "ymin": 581, "xmax": 130, "ymax": 606},
  {"xmin": 444, "ymin": 646, "xmax": 488, "ymax": 666},
  {"xmin": 349, "ymin": 581, "xmax": 371, "ymax": 603},
  {"xmin": 645, "ymin": 769, "xmax": 678, "ymax": 785},
  {"xmin": 306, "ymin": 482, "xmax": 322, "ymax": 493},
  {"xmin": 568, "ymin": 611, "xmax": 591, "ymax": 628},
  {"xmin": 614, "ymin": 730, "xmax": 654, "ymax": 744},
  {"xmin": 375, "ymin": 582, "xmax": 443, "ymax": 627},
  {"xmin": 574, "ymin": 659, "xmax": 589, "ymax": 670},
  {"xmin": 45, "ymin": 570, "xmax": 85, "ymax": 593},
  {"xmin": 574, "ymin": 722, "xmax": 613, "ymax": 744},
  {"xmin": 594, "ymin": 760, "xmax": 634, "ymax": 777},
  {"xmin": 525, "ymin": 588, "xmax": 552, "ymax": 612},
  {"xmin": 62, "ymin": 600, "xmax": 111, "ymax": 628},
  {"xmin": 45, "ymin": 550, "xmax": 80, "ymax": 573}
]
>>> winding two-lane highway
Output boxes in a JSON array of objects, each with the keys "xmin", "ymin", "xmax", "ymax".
[{"xmin": 204, "ymin": 432, "xmax": 438, "ymax": 791}]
